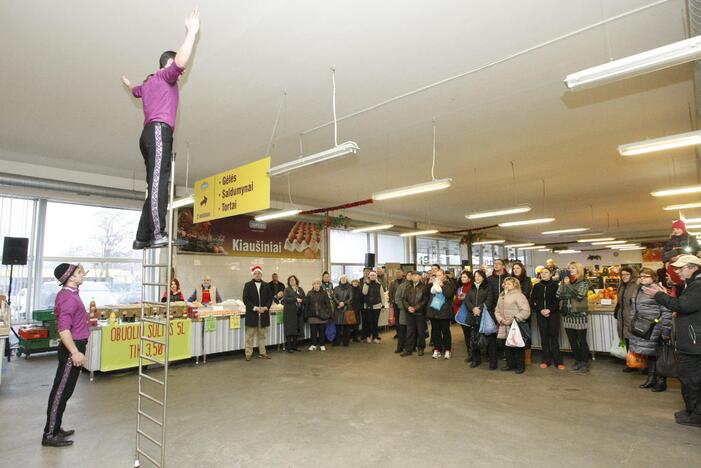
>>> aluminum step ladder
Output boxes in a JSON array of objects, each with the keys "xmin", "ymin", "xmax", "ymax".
[{"xmin": 134, "ymin": 153, "xmax": 177, "ymax": 468}]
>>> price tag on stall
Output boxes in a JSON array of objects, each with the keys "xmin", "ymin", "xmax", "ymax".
[
  {"xmin": 205, "ymin": 316, "xmax": 217, "ymax": 332},
  {"xmin": 229, "ymin": 315, "xmax": 240, "ymax": 329}
]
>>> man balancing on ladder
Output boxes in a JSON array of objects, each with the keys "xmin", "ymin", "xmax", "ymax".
[{"xmin": 122, "ymin": 7, "xmax": 200, "ymax": 249}]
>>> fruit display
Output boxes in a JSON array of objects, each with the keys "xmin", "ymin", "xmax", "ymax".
[{"xmin": 588, "ymin": 287, "xmax": 617, "ymax": 304}]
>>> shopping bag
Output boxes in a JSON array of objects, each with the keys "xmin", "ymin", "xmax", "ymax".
[
  {"xmin": 455, "ymin": 303, "xmax": 469, "ymax": 326},
  {"xmin": 655, "ymin": 341, "xmax": 679, "ymax": 378},
  {"xmin": 609, "ymin": 338, "xmax": 628, "ymax": 360},
  {"xmin": 626, "ymin": 351, "xmax": 648, "ymax": 369},
  {"xmin": 388, "ymin": 306, "xmax": 396, "ymax": 326},
  {"xmin": 276, "ymin": 311, "xmax": 284, "ymax": 325},
  {"xmin": 430, "ymin": 293, "xmax": 446, "ymax": 311},
  {"xmin": 325, "ymin": 322, "xmax": 337, "ymax": 342},
  {"xmin": 478, "ymin": 305, "xmax": 497, "ymax": 335},
  {"xmin": 506, "ymin": 320, "xmax": 525, "ymax": 348},
  {"xmin": 517, "ymin": 320, "xmax": 531, "ymax": 344}
]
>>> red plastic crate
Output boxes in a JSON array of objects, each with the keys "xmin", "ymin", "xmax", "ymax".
[{"xmin": 19, "ymin": 327, "xmax": 49, "ymax": 340}]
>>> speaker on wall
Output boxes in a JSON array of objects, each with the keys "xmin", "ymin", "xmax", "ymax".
[
  {"xmin": 2, "ymin": 237, "xmax": 29, "ymax": 266},
  {"xmin": 364, "ymin": 253, "xmax": 376, "ymax": 268}
]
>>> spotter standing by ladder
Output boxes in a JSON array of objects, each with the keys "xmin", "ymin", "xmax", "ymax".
[{"xmin": 122, "ymin": 7, "xmax": 200, "ymax": 250}]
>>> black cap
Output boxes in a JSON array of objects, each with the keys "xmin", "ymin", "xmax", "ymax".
[{"xmin": 54, "ymin": 263, "xmax": 77, "ymax": 285}]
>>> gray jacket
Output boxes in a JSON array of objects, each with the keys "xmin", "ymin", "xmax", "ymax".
[
  {"xmin": 395, "ymin": 280, "xmax": 409, "ymax": 326},
  {"xmin": 629, "ymin": 288, "xmax": 672, "ymax": 356}
]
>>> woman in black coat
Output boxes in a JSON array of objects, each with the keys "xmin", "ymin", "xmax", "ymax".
[
  {"xmin": 530, "ymin": 268, "xmax": 563, "ymax": 369},
  {"xmin": 304, "ymin": 279, "xmax": 333, "ymax": 351},
  {"xmin": 426, "ymin": 270, "xmax": 456, "ymax": 359},
  {"xmin": 332, "ymin": 275, "xmax": 353, "ymax": 346},
  {"xmin": 465, "ymin": 269, "xmax": 497, "ymax": 369},
  {"xmin": 282, "ymin": 275, "xmax": 305, "ymax": 353},
  {"xmin": 350, "ymin": 279, "xmax": 364, "ymax": 342}
]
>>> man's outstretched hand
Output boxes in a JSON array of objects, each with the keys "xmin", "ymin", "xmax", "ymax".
[
  {"xmin": 185, "ymin": 7, "xmax": 200, "ymax": 35},
  {"xmin": 121, "ymin": 75, "xmax": 132, "ymax": 90}
]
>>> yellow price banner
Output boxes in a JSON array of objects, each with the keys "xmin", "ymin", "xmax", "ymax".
[{"xmin": 194, "ymin": 157, "xmax": 270, "ymax": 223}]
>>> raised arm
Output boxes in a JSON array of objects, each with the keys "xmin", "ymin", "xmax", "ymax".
[{"xmin": 175, "ymin": 7, "xmax": 200, "ymax": 69}]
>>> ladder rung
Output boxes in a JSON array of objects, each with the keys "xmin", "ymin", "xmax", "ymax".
[
  {"xmin": 138, "ymin": 391, "xmax": 164, "ymax": 406},
  {"xmin": 142, "ymin": 317, "xmax": 167, "ymax": 325},
  {"xmin": 143, "ymin": 282, "xmax": 168, "ymax": 287},
  {"xmin": 137, "ymin": 429, "xmax": 163, "ymax": 447},
  {"xmin": 138, "ymin": 410, "xmax": 164, "ymax": 426},
  {"xmin": 140, "ymin": 354, "xmax": 166, "ymax": 366},
  {"xmin": 136, "ymin": 448, "xmax": 162, "ymax": 468},
  {"xmin": 139, "ymin": 372, "xmax": 165, "ymax": 386},
  {"xmin": 143, "ymin": 264, "xmax": 169, "ymax": 268},
  {"xmin": 140, "ymin": 336, "xmax": 166, "ymax": 346}
]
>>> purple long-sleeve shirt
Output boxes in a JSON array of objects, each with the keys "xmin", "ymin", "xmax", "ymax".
[
  {"xmin": 132, "ymin": 62, "xmax": 185, "ymax": 129},
  {"xmin": 54, "ymin": 286, "xmax": 89, "ymax": 341}
]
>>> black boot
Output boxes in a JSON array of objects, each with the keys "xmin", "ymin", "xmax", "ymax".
[
  {"xmin": 639, "ymin": 366, "xmax": 657, "ymax": 389},
  {"xmin": 652, "ymin": 376, "xmax": 667, "ymax": 392}
]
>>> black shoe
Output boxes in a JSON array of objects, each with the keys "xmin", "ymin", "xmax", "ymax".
[
  {"xmin": 489, "ymin": 365, "xmax": 498, "ymax": 371},
  {"xmin": 571, "ymin": 361, "xmax": 582, "ymax": 371},
  {"xmin": 676, "ymin": 417, "xmax": 701, "ymax": 428},
  {"xmin": 515, "ymin": 368, "xmax": 525, "ymax": 374},
  {"xmin": 400, "ymin": 351, "xmax": 412, "ymax": 357},
  {"xmin": 622, "ymin": 366, "xmax": 636, "ymax": 373},
  {"xmin": 639, "ymin": 376, "xmax": 657, "ymax": 389},
  {"xmin": 150, "ymin": 235, "xmax": 169, "ymax": 248},
  {"xmin": 652, "ymin": 377, "xmax": 667, "ymax": 392},
  {"xmin": 286, "ymin": 348, "xmax": 294, "ymax": 353},
  {"xmin": 417, "ymin": 350, "xmax": 424, "ymax": 356},
  {"xmin": 132, "ymin": 239, "xmax": 149, "ymax": 250},
  {"xmin": 58, "ymin": 428, "xmax": 75, "ymax": 438},
  {"xmin": 578, "ymin": 364, "xmax": 590, "ymax": 374},
  {"xmin": 675, "ymin": 410, "xmax": 690, "ymax": 422},
  {"xmin": 393, "ymin": 334, "xmax": 398, "ymax": 339},
  {"xmin": 501, "ymin": 366, "xmax": 513, "ymax": 371},
  {"xmin": 394, "ymin": 348, "xmax": 402, "ymax": 354},
  {"xmin": 470, "ymin": 362, "xmax": 480, "ymax": 368},
  {"xmin": 42, "ymin": 436, "xmax": 73, "ymax": 447}
]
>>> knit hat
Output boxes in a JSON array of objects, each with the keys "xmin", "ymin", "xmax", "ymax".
[
  {"xmin": 54, "ymin": 263, "xmax": 78, "ymax": 285},
  {"xmin": 251, "ymin": 265, "xmax": 262, "ymax": 275},
  {"xmin": 672, "ymin": 219, "xmax": 686, "ymax": 232}
]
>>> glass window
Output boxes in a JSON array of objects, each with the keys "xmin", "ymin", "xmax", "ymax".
[
  {"xmin": 330, "ymin": 229, "xmax": 368, "ymax": 264},
  {"xmin": 377, "ymin": 233, "xmax": 405, "ymax": 264}
]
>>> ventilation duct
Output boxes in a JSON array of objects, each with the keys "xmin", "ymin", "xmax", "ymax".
[{"xmin": 0, "ymin": 172, "xmax": 145, "ymax": 201}]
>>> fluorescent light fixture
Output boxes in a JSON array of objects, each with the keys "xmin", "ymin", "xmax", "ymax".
[
  {"xmin": 517, "ymin": 245, "xmax": 547, "ymax": 251},
  {"xmin": 269, "ymin": 141, "xmax": 359, "ymax": 177},
  {"xmin": 466, "ymin": 206, "xmax": 531, "ymax": 220},
  {"xmin": 471, "ymin": 240, "xmax": 506, "ymax": 245},
  {"xmin": 663, "ymin": 202, "xmax": 701, "ymax": 211},
  {"xmin": 577, "ymin": 237, "xmax": 615, "ymax": 243},
  {"xmin": 254, "ymin": 209, "xmax": 302, "ymax": 221},
  {"xmin": 556, "ymin": 249, "xmax": 581, "ymax": 254},
  {"xmin": 651, "ymin": 185, "xmax": 701, "ymax": 197},
  {"xmin": 681, "ymin": 218, "xmax": 701, "ymax": 223},
  {"xmin": 537, "ymin": 249, "xmax": 552, "ymax": 252},
  {"xmin": 618, "ymin": 246, "xmax": 645, "ymax": 251},
  {"xmin": 618, "ymin": 130, "xmax": 701, "ymax": 156},
  {"xmin": 689, "ymin": 231, "xmax": 701, "ymax": 236},
  {"xmin": 684, "ymin": 224, "xmax": 701, "ymax": 230},
  {"xmin": 505, "ymin": 243, "xmax": 535, "ymax": 248},
  {"xmin": 351, "ymin": 224, "xmax": 394, "ymax": 233},
  {"xmin": 576, "ymin": 231, "xmax": 602, "ymax": 237},
  {"xmin": 499, "ymin": 218, "xmax": 555, "ymax": 227},
  {"xmin": 564, "ymin": 35, "xmax": 701, "ymax": 90},
  {"xmin": 593, "ymin": 240, "xmax": 627, "ymax": 245},
  {"xmin": 609, "ymin": 244, "xmax": 639, "ymax": 249},
  {"xmin": 170, "ymin": 195, "xmax": 194, "ymax": 209},
  {"xmin": 541, "ymin": 227, "xmax": 589, "ymax": 235},
  {"xmin": 372, "ymin": 178, "xmax": 452, "ymax": 201},
  {"xmin": 400, "ymin": 229, "xmax": 439, "ymax": 237}
]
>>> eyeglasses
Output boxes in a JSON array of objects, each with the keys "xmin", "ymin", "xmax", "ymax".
[{"xmin": 639, "ymin": 275, "xmax": 652, "ymax": 278}]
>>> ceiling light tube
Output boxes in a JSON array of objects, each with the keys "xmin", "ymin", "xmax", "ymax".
[
  {"xmin": 618, "ymin": 130, "xmax": 701, "ymax": 156},
  {"xmin": 592, "ymin": 240, "xmax": 627, "ymax": 245},
  {"xmin": 618, "ymin": 246, "xmax": 645, "ymax": 251},
  {"xmin": 505, "ymin": 243, "xmax": 535, "ymax": 248},
  {"xmin": 541, "ymin": 227, "xmax": 590, "ymax": 235},
  {"xmin": 564, "ymin": 35, "xmax": 701, "ymax": 90},
  {"xmin": 400, "ymin": 229, "xmax": 439, "ymax": 237},
  {"xmin": 466, "ymin": 206, "xmax": 531, "ymax": 220},
  {"xmin": 663, "ymin": 202, "xmax": 701, "ymax": 210},
  {"xmin": 577, "ymin": 237, "xmax": 615, "ymax": 243},
  {"xmin": 609, "ymin": 244, "xmax": 639, "ymax": 249},
  {"xmin": 471, "ymin": 240, "xmax": 506, "ymax": 245},
  {"xmin": 681, "ymin": 218, "xmax": 701, "ymax": 223},
  {"xmin": 537, "ymin": 249, "xmax": 552, "ymax": 252},
  {"xmin": 170, "ymin": 195, "xmax": 194, "ymax": 209},
  {"xmin": 269, "ymin": 141, "xmax": 359, "ymax": 177},
  {"xmin": 517, "ymin": 245, "xmax": 547, "ymax": 251},
  {"xmin": 556, "ymin": 249, "xmax": 581, "ymax": 254},
  {"xmin": 499, "ymin": 218, "xmax": 555, "ymax": 227},
  {"xmin": 651, "ymin": 185, "xmax": 701, "ymax": 197},
  {"xmin": 254, "ymin": 209, "xmax": 302, "ymax": 221},
  {"xmin": 684, "ymin": 224, "xmax": 701, "ymax": 230},
  {"xmin": 351, "ymin": 224, "xmax": 394, "ymax": 233},
  {"xmin": 372, "ymin": 178, "xmax": 452, "ymax": 201}
]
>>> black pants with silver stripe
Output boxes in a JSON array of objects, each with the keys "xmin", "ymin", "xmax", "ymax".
[{"xmin": 136, "ymin": 121, "xmax": 173, "ymax": 242}]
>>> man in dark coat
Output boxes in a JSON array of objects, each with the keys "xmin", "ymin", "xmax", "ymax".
[
  {"xmin": 487, "ymin": 259, "xmax": 510, "ymax": 298},
  {"xmin": 644, "ymin": 255, "xmax": 701, "ymax": 427},
  {"xmin": 242, "ymin": 265, "xmax": 273, "ymax": 361},
  {"xmin": 268, "ymin": 273, "xmax": 286, "ymax": 303}
]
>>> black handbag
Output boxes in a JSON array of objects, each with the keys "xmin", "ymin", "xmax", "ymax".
[
  {"xmin": 631, "ymin": 310, "xmax": 661, "ymax": 340},
  {"xmin": 655, "ymin": 340, "xmax": 678, "ymax": 378},
  {"xmin": 559, "ymin": 299, "xmax": 571, "ymax": 317},
  {"xmin": 517, "ymin": 320, "xmax": 531, "ymax": 344}
]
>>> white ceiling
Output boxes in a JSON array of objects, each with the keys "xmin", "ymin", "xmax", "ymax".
[{"xmin": 1, "ymin": 0, "xmax": 699, "ymax": 243}]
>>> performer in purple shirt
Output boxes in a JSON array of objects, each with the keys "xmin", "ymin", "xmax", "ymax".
[
  {"xmin": 42, "ymin": 263, "xmax": 89, "ymax": 447},
  {"xmin": 122, "ymin": 7, "xmax": 200, "ymax": 249}
]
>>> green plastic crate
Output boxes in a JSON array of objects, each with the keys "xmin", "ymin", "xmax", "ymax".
[
  {"xmin": 32, "ymin": 309, "xmax": 56, "ymax": 322},
  {"xmin": 19, "ymin": 337, "xmax": 51, "ymax": 351}
]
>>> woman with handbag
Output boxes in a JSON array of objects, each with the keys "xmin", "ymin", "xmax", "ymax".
[
  {"xmin": 455, "ymin": 271, "xmax": 473, "ymax": 362},
  {"xmin": 495, "ymin": 277, "xmax": 531, "ymax": 373},
  {"xmin": 427, "ymin": 269, "xmax": 456, "ymax": 359},
  {"xmin": 557, "ymin": 262, "xmax": 592, "ymax": 374},
  {"xmin": 304, "ymin": 279, "xmax": 333, "ymax": 351},
  {"xmin": 465, "ymin": 269, "xmax": 497, "ymax": 369},
  {"xmin": 615, "ymin": 266, "xmax": 639, "ymax": 372},
  {"xmin": 282, "ymin": 275, "xmax": 306, "ymax": 353},
  {"xmin": 530, "ymin": 268, "xmax": 565, "ymax": 369},
  {"xmin": 350, "ymin": 279, "xmax": 364, "ymax": 342},
  {"xmin": 332, "ymin": 275, "xmax": 353, "ymax": 347},
  {"xmin": 630, "ymin": 268, "xmax": 673, "ymax": 391}
]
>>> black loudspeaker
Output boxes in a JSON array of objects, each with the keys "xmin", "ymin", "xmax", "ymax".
[
  {"xmin": 461, "ymin": 260, "xmax": 470, "ymax": 267},
  {"xmin": 2, "ymin": 237, "xmax": 29, "ymax": 266},
  {"xmin": 365, "ymin": 253, "xmax": 376, "ymax": 268}
]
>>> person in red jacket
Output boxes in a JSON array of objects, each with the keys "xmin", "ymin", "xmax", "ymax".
[{"xmin": 455, "ymin": 271, "xmax": 473, "ymax": 361}]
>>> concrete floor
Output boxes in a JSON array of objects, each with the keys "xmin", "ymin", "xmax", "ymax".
[{"xmin": 1, "ymin": 326, "xmax": 699, "ymax": 468}]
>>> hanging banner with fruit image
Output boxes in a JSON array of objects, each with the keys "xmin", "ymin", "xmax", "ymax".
[{"xmin": 177, "ymin": 208, "xmax": 322, "ymax": 259}]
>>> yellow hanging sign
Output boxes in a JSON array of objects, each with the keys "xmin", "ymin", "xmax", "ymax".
[{"xmin": 194, "ymin": 157, "xmax": 271, "ymax": 223}]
